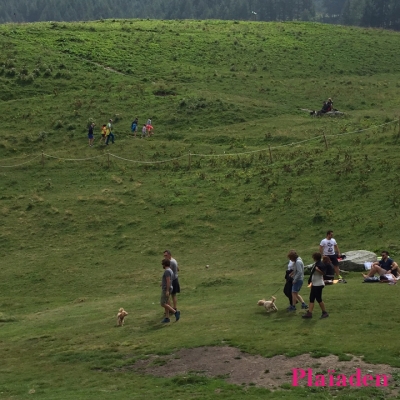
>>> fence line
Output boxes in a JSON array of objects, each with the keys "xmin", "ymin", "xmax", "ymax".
[
  {"xmin": 0, "ymin": 154, "xmax": 41, "ymax": 168},
  {"xmin": 0, "ymin": 119, "xmax": 398, "ymax": 168},
  {"xmin": 43, "ymin": 153, "xmax": 105, "ymax": 161},
  {"xmin": 109, "ymin": 153, "xmax": 187, "ymax": 164}
]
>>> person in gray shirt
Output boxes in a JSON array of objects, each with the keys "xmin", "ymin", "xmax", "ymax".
[
  {"xmin": 164, "ymin": 250, "xmax": 180, "ymax": 311},
  {"xmin": 160, "ymin": 259, "xmax": 180, "ymax": 323},
  {"xmin": 288, "ymin": 250, "xmax": 305, "ymax": 312}
]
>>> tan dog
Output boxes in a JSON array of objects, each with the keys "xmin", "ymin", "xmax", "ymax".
[
  {"xmin": 257, "ymin": 296, "xmax": 278, "ymax": 312},
  {"xmin": 117, "ymin": 308, "xmax": 128, "ymax": 326}
]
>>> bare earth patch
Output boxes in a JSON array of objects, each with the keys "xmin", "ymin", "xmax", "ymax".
[{"xmin": 128, "ymin": 346, "xmax": 399, "ymax": 394}]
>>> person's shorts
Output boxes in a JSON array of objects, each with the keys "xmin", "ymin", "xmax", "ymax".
[
  {"xmin": 88, "ymin": 134, "xmax": 94, "ymax": 139},
  {"xmin": 171, "ymin": 278, "xmax": 180, "ymax": 295},
  {"xmin": 327, "ymin": 255, "xmax": 339, "ymax": 266},
  {"xmin": 160, "ymin": 290, "xmax": 170, "ymax": 306},
  {"xmin": 292, "ymin": 280, "xmax": 303, "ymax": 293}
]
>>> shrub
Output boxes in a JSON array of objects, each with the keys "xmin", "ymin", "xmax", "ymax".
[
  {"xmin": 5, "ymin": 59, "xmax": 15, "ymax": 69},
  {"xmin": 17, "ymin": 73, "xmax": 34, "ymax": 84},
  {"xmin": 54, "ymin": 120, "xmax": 63, "ymax": 129},
  {"xmin": 5, "ymin": 68, "xmax": 16, "ymax": 77}
]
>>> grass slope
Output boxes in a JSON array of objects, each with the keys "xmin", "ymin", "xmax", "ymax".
[{"xmin": 0, "ymin": 19, "xmax": 400, "ymax": 399}]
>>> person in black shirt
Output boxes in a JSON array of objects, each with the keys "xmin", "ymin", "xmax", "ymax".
[{"xmin": 322, "ymin": 255, "xmax": 335, "ymax": 282}]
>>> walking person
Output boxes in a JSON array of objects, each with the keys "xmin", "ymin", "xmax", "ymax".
[
  {"xmin": 131, "ymin": 117, "xmax": 138, "ymax": 137},
  {"xmin": 287, "ymin": 250, "xmax": 305, "ymax": 312},
  {"xmin": 163, "ymin": 250, "xmax": 180, "ymax": 312},
  {"xmin": 88, "ymin": 122, "xmax": 95, "ymax": 147},
  {"xmin": 100, "ymin": 124, "xmax": 107, "ymax": 145},
  {"xmin": 160, "ymin": 259, "xmax": 180, "ymax": 324},
  {"xmin": 319, "ymin": 230, "xmax": 342, "ymax": 280},
  {"xmin": 284, "ymin": 254, "xmax": 308, "ymax": 310},
  {"xmin": 105, "ymin": 119, "xmax": 115, "ymax": 145},
  {"xmin": 302, "ymin": 253, "xmax": 329, "ymax": 319},
  {"xmin": 141, "ymin": 124, "xmax": 147, "ymax": 138}
]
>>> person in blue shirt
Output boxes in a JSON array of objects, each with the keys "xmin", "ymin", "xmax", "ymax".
[
  {"xmin": 363, "ymin": 251, "xmax": 400, "ymax": 279},
  {"xmin": 131, "ymin": 117, "xmax": 138, "ymax": 137}
]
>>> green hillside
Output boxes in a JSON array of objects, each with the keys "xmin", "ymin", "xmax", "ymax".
[{"xmin": 1, "ymin": 19, "xmax": 400, "ymax": 399}]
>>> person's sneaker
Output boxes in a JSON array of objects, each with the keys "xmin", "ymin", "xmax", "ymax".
[
  {"xmin": 302, "ymin": 311, "xmax": 313, "ymax": 319},
  {"xmin": 286, "ymin": 305, "xmax": 293, "ymax": 310},
  {"xmin": 301, "ymin": 303, "xmax": 308, "ymax": 309},
  {"xmin": 321, "ymin": 312, "xmax": 329, "ymax": 319},
  {"xmin": 161, "ymin": 318, "xmax": 170, "ymax": 323},
  {"xmin": 174, "ymin": 310, "xmax": 181, "ymax": 322},
  {"xmin": 288, "ymin": 305, "xmax": 296, "ymax": 312},
  {"xmin": 338, "ymin": 275, "xmax": 343, "ymax": 280}
]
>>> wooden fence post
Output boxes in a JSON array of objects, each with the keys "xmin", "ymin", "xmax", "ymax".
[
  {"xmin": 268, "ymin": 146, "xmax": 273, "ymax": 163},
  {"xmin": 323, "ymin": 133, "xmax": 328, "ymax": 150},
  {"xmin": 41, "ymin": 151, "xmax": 44, "ymax": 167}
]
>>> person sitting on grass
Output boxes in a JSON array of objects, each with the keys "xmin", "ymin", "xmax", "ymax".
[
  {"xmin": 362, "ymin": 270, "xmax": 398, "ymax": 283},
  {"xmin": 370, "ymin": 251, "xmax": 400, "ymax": 277},
  {"xmin": 322, "ymin": 255, "xmax": 335, "ymax": 283}
]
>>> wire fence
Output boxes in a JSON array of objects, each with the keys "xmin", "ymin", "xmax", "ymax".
[{"xmin": 0, "ymin": 118, "xmax": 398, "ymax": 168}]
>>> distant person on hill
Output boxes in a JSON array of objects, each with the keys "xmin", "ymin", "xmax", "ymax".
[
  {"xmin": 100, "ymin": 124, "xmax": 107, "ymax": 145},
  {"xmin": 131, "ymin": 117, "xmax": 138, "ymax": 137},
  {"xmin": 146, "ymin": 123, "xmax": 154, "ymax": 136},
  {"xmin": 284, "ymin": 253, "xmax": 308, "ymax": 310},
  {"xmin": 147, "ymin": 118, "xmax": 152, "ymax": 126},
  {"xmin": 319, "ymin": 230, "xmax": 342, "ymax": 280},
  {"xmin": 141, "ymin": 124, "xmax": 147, "ymax": 138},
  {"xmin": 287, "ymin": 250, "xmax": 305, "ymax": 312},
  {"xmin": 105, "ymin": 119, "xmax": 115, "ymax": 145},
  {"xmin": 88, "ymin": 122, "xmax": 95, "ymax": 147},
  {"xmin": 320, "ymin": 98, "xmax": 333, "ymax": 114}
]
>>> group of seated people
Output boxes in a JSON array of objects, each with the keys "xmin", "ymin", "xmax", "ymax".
[
  {"xmin": 320, "ymin": 98, "xmax": 333, "ymax": 114},
  {"xmin": 362, "ymin": 251, "xmax": 400, "ymax": 282}
]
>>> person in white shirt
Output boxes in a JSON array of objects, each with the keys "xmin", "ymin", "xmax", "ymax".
[
  {"xmin": 302, "ymin": 253, "xmax": 329, "ymax": 319},
  {"xmin": 319, "ymin": 230, "xmax": 342, "ymax": 279}
]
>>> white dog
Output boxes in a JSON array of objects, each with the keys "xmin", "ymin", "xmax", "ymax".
[
  {"xmin": 117, "ymin": 308, "xmax": 128, "ymax": 326},
  {"xmin": 257, "ymin": 296, "xmax": 278, "ymax": 312}
]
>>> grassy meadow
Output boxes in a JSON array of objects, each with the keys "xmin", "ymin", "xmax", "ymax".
[{"xmin": 1, "ymin": 19, "xmax": 400, "ymax": 399}]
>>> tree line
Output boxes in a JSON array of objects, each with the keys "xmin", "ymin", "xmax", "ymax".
[{"xmin": 0, "ymin": 0, "xmax": 399, "ymax": 31}]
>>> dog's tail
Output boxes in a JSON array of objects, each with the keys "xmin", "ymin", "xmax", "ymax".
[{"xmin": 271, "ymin": 296, "xmax": 276, "ymax": 303}]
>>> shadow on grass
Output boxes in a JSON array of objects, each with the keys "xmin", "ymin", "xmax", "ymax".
[{"xmin": 144, "ymin": 317, "xmax": 174, "ymax": 331}]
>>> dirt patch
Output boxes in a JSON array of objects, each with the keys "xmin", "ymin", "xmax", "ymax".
[{"xmin": 128, "ymin": 346, "xmax": 399, "ymax": 393}]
